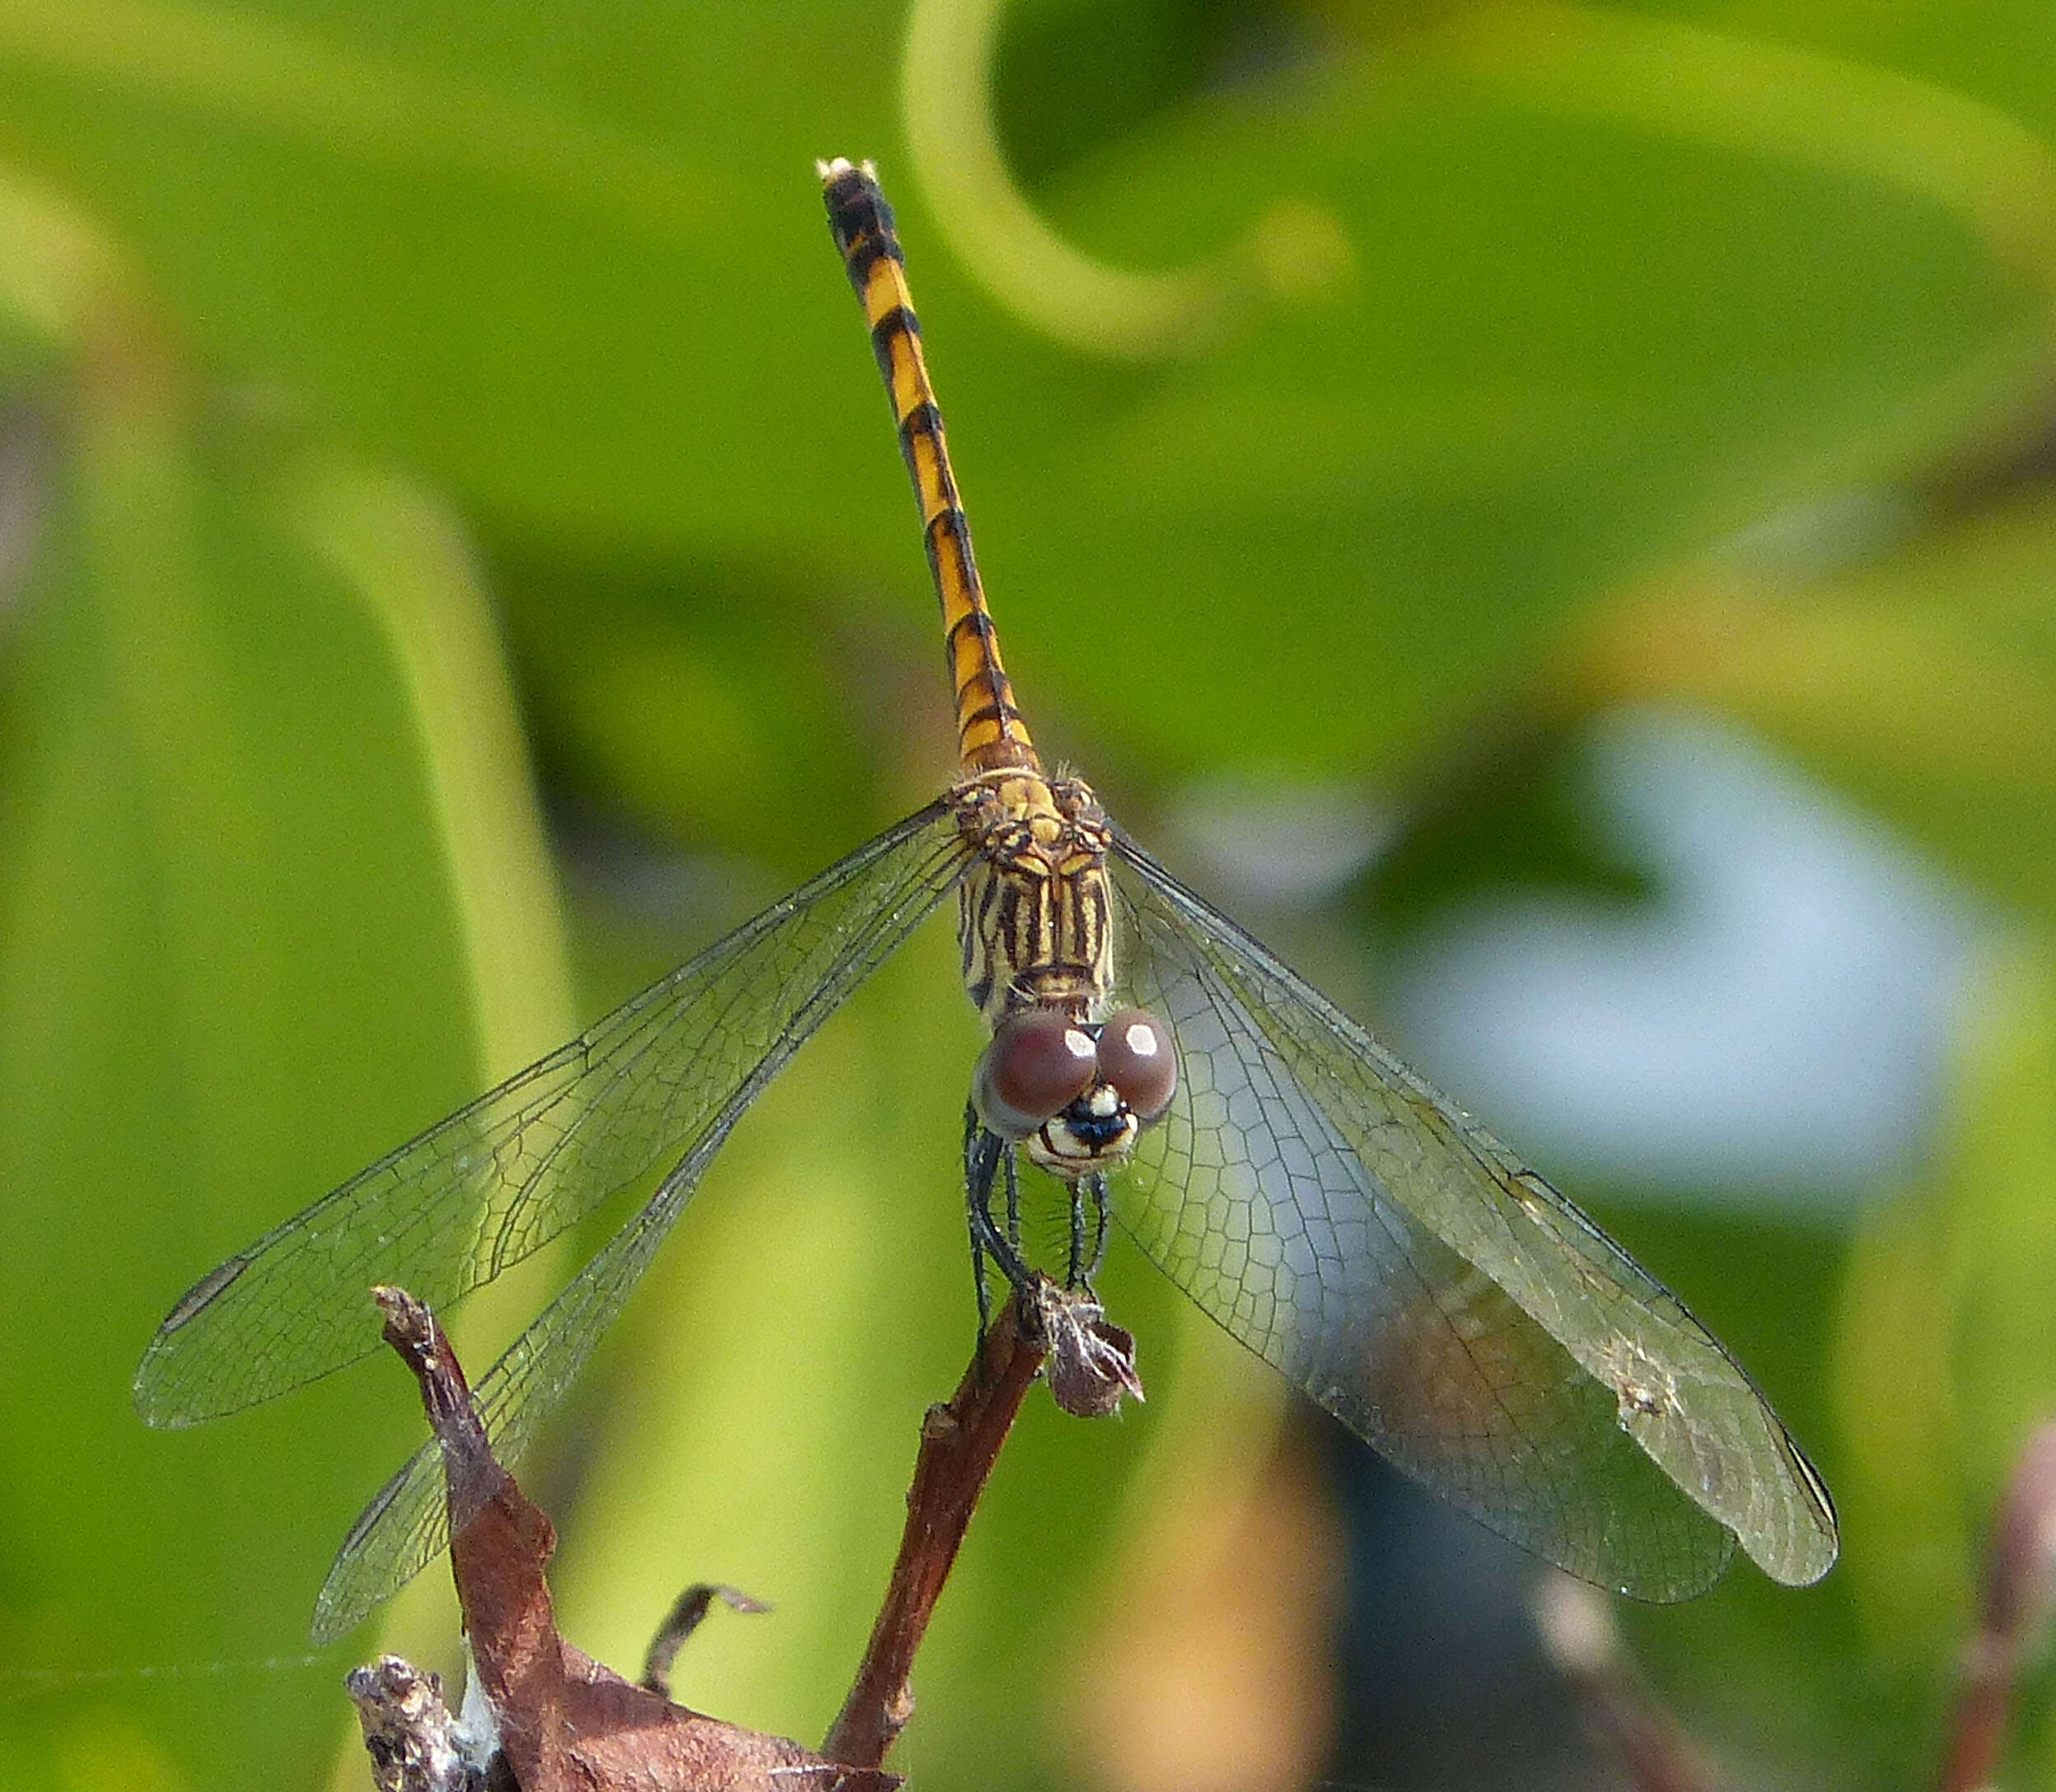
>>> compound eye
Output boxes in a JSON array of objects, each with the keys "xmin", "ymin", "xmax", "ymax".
[
  {"xmin": 974, "ymin": 1009, "xmax": 1098, "ymax": 1139},
  {"xmin": 1096, "ymin": 1008, "xmax": 1176, "ymax": 1122}
]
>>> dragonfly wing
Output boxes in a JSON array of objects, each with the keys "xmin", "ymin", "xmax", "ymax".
[
  {"xmin": 1105, "ymin": 828, "xmax": 1837, "ymax": 1598},
  {"xmin": 136, "ymin": 800, "xmax": 968, "ymax": 1427},
  {"xmin": 303, "ymin": 805, "xmax": 970, "ymax": 1635},
  {"xmin": 313, "ymin": 1146, "xmax": 698, "ymax": 1640}
]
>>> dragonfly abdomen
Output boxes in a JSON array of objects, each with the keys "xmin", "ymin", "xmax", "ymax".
[{"xmin": 820, "ymin": 157, "xmax": 1036, "ymax": 776}]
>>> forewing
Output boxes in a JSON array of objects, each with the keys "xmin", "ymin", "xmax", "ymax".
[
  {"xmin": 1106, "ymin": 829, "xmax": 1837, "ymax": 1597},
  {"xmin": 313, "ymin": 1150, "xmax": 691, "ymax": 1639},
  {"xmin": 304, "ymin": 804, "xmax": 970, "ymax": 1635},
  {"xmin": 136, "ymin": 801, "xmax": 967, "ymax": 1427}
]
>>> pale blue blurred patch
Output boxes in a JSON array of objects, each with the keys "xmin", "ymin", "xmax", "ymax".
[
  {"xmin": 1389, "ymin": 703, "xmax": 1983, "ymax": 1203},
  {"xmin": 1161, "ymin": 771, "xmax": 1391, "ymax": 908}
]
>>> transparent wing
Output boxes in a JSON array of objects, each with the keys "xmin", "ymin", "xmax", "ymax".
[
  {"xmin": 1106, "ymin": 826, "xmax": 1837, "ymax": 1598},
  {"xmin": 314, "ymin": 1113, "xmax": 710, "ymax": 1639},
  {"xmin": 301, "ymin": 805, "xmax": 971, "ymax": 1636},
  {"xmin": 136, "ymin": 801, "xmax": 967, "ymax": 1428}
]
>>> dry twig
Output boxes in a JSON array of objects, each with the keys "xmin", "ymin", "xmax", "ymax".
[
  {"xmin": 353, "ymin": 1286, "xmax": 899, "ymax": 1792},
  {"xmin": 823, "ymin": 1278, "xmax": 1140, "ymax": 1770}
]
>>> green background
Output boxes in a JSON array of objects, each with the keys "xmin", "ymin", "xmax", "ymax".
[{"xmin": 2, "ymin": 0, "xmax": 2055, "ymax": 1786}]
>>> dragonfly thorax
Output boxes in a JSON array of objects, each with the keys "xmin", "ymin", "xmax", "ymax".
[{"xmin": 951, "ymin": 769, "xmax": 1114, "ymax": 1025}]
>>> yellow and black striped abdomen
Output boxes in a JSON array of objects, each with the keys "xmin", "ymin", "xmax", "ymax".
[{"xmin": 820, "ymin": 158, "xmax": 1038, "ymax": 776}]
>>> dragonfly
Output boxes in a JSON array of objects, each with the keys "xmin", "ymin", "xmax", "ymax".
[{"xmin": 136, "ymin": 159, "xmax": 1838, "ymax": 1642}]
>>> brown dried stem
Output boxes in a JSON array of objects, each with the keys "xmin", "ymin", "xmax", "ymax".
[
  {"xmin": 354, "ymin": 1272, "xmax": 1138, "ymax": 1787},
  {"xmin": 821, "ymin": 1289, "xmax": 1051, "ymax": 1769},
  {"xmin": 362, "ymin": 1286, "xmax": 897, "ymax": 1792},
  {"xmin": 821, "ymin": 1275, "xmax": 1141, "ymax": 1771},
  {"xmin": 1937, "ymin": 1417, "xmax": 2056, "ymax": 1792}
]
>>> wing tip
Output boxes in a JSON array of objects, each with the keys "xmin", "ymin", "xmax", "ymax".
[
  {"xmin": 131, "ymin": 1347, "xmax": 206, "ymax": 1430},
  {"xmin": 133, "ymin": 1255, "xmax": 255, "ymax": 1426},
  {"xmin": 1744, "ymin": 1521, "xmax": 1841, "ymax": 1589}
]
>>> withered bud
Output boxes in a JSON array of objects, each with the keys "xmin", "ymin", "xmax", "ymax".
[{"xmin": 1033, "ymin": 1281, "xmax": 1145, "ymax": 1418}]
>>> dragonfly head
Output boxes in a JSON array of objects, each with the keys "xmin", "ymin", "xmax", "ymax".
[{"xmin": 974, "ymin": 1006, "xmax": 1176, "ymax": 1179}]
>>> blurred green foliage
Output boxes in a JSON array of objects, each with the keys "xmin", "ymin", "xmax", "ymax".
[{"xmin": 0, "ymin": 2, "xmax": 2054, "ymax": 1789}]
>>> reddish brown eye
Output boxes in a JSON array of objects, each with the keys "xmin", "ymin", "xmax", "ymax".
[
  {"xmin": 1096, "ymin": 1008, "xmax": 1176, "ymax": 1122},
  {"xmin": 974, "ymin": 1009, "xmax": 1098, "ymax": 1138}
]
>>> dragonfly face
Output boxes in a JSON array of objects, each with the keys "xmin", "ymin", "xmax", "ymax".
[
  {"xmin": 131, "ymin": 156, "xmax": 1839, "ymax": 1644},
  {"xmin": 950, "ymin": 764, "xmax": 1177, "ymax": 1286}
]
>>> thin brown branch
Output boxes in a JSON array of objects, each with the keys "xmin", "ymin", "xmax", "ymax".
[
  {"xmin": 823, "ymin": 1276, "xmax": 1140, "ymax": 1770},
  {"xmin": 1937, "ymin": 1416, "xmax": 2056, "ymax": 1792},
  {"xmin": 822, "ymin": 1291, "xmax": 1048, "ymax": 1768},
  {"xmin": 357, "ymin": 1274, "xmax": 1137, "ymax": 1787}
]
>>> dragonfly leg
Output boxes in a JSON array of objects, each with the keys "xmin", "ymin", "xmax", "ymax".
[
  {"xmin": 964, "ymin": 1103, "xmax": 1031, "ymax": 1322},
  {"xmin": 966, "ymin": 1216, "xmax": 990, "ymax": 1341},
  {"xmin": 964, "ymin": 1102, "xmax": 995, "ymax": 1337},
  {"xmin": 1086, "ymin": 1170, "xmax": 1110, "ymax": 1284},
  {"xmin": 1065, "ymin": 1177, "xmax": 1088, "ymax": 1288},
  {"xmin": 1063, "ymin": 1172, "xmax": 1110, "ymax": 1291}
]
